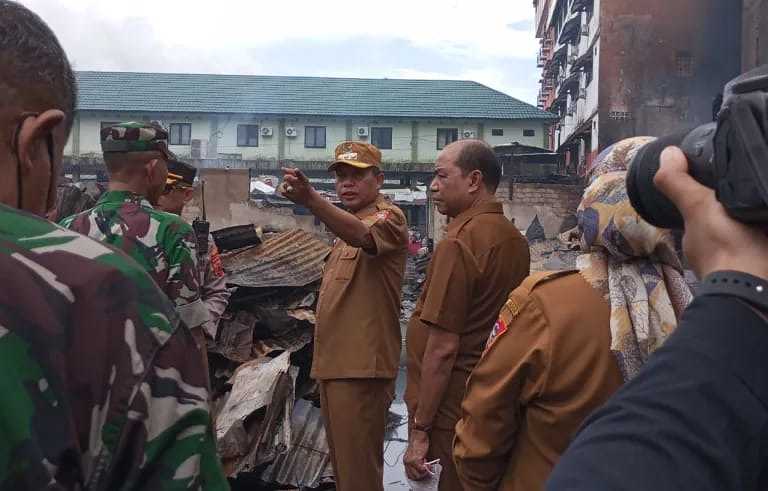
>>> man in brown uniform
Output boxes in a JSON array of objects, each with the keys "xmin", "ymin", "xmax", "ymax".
[
  {"xmin": 281, "ymin": 142, "xmax": 408, "ymax": 491},
  {"xmin": 453, "ymin": 271, "xmax": 623, "ymax": 490},
  {"xmin": 404, "ymin": 139, "xmax": 530, "ymax": 489}
]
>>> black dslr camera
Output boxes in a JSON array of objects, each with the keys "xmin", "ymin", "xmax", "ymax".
[{"xmin": 628, "ymin": 64, "xmax": 768, "ymax": 229}]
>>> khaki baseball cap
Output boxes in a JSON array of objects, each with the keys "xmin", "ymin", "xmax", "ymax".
[{"xmin": 329, "ymin": 141, "xmax": 382, "ymax": 171}]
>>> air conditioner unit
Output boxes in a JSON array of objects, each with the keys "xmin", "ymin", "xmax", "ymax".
[
  {"xmin": 357, "ymin": 127, "xmax": 369, "ymax": 137},
  {"xmin": 261, "ymin": 127, "xmax": 273, "ymax": 137},
  {"xmin": 285, "ymin": 127, "xmax": 298, "ymax": 137},
  {"xmin": 462, "ymin": 129, "xmax": 476, "ymax": 139}
]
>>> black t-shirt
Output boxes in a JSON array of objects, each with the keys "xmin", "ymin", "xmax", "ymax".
[{"xmin": 548, "ymin": 294, "xmax": 768, "ymax": 491}]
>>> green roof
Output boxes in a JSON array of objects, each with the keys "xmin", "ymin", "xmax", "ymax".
[{"xmin": 75, "ymin": 71, "xmax": 556, "ymax": 121}]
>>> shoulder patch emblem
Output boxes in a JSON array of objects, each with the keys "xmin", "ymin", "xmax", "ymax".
[
  {"xmin": 209, "ymin": 245, "xmax": 225, "ymax": 278},
  {"xmin": 483, "ymin": 298, "xmax": 521, "ymax": 355},
  {"xmin": 375, "ymin": 210, "xmax": 390, "ymax": 221},
  {"xmin": 484, "ymin": 318, "xmax": 508, "ymax": 354}
]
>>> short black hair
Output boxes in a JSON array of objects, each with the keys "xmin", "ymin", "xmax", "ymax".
[
  {"xmin": 0, "ymin": 1, "xmax": 76, "ymax": 130},
  {"xmin": 455, "ymin": 140, "xmax": 502, "ymax": 192}
]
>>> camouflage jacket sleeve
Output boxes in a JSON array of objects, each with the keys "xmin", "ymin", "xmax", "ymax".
[
  {"xmin": 58, "ymin": 214, "xmax": 75, "ymax": 228},
  {"xmin": 165, "ymin": 221, "xmax": 210, "ymax": 331},
  {"xmin": 0, "ymin": 210, "xmax": 227, "ymax": 490},
  {"xmin": 111, "ymin": 326, "xmax": 229, "ymax": 491},
  {"xmin": 200, "ymin": 236, "xmax": 231, "ymax": 339}
]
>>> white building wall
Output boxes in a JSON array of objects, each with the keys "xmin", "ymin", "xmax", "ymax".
[
  {"xmin": 216, "ymin": 115, "xmax": 281, "ymax": 160},
  {"xmin": 282, "ymin": 118, "xmax": 347, "ymax": 161},
  {"xmin": 67, "ymin": 112, "xmax": 550, "ymax": 162},
  {"xmin": 483, "ymin": 120, "xmax": 549, "ymax": 148}
]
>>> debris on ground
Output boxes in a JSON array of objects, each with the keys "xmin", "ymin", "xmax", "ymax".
[
  {"xmin": 53, "ymin": 181, "xmax": 105, "ymax": 222},
  {"xmin": 529, "ymin": 239, "xmax": 580, "ymax": 272},
  {"xmin": 211, "ymin": 228, "xmax": 334, "ymax": 489},
  {"xmin": 400, "ymin": 252, "xmax": 431, "ymax": 331}
]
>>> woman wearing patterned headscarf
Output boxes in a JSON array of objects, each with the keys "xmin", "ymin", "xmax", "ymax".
[
  {"xmin": 454, "ymin": 137, "xmax": 693, "ymax": 491},
  {"xmin": 575, "ymin": 136, "xmax": 694, "ymax": 379}
]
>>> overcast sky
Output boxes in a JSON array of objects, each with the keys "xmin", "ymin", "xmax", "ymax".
[{"xmin": 22, "ymin": 0, "xmax": 541, "ymax": 104}]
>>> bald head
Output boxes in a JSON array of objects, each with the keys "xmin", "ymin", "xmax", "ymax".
[
  {"xmin": 442, "ymin": 139, "xmax": 501, "ymax": 192},
  {"xmin": 0, "ymin": 1, "xmax": 76, "ymax": 130}
]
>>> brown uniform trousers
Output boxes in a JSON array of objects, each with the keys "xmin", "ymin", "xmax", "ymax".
[
  {"xmin": 319, "ymin": 379, "xmax": 396, "ymax": 490},
  {"xmin": 406, "ymin": 201, "xmax": 530, "ymax": 491},
  {"xmin": 454, "ymin": 271, "xmax": 624, "ymax": 490},
  {"xmin": 313, "ymin": 196, "xmax": 408, "ymax": 491}
]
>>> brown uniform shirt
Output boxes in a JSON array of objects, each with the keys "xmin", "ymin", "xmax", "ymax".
[
  {"xmin": 311, "ymin": 195, "xmax": 408, "ymax": 380},
  {"xmin": 405, "ymin": 201, "xmax": 530, "ymax": 430},
  {"xmin": 454, "ymin": 271, "xmax": 624, "ymax": 491}
]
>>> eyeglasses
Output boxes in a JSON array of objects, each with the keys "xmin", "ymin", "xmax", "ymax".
[{"xmin": 11, "ymin": 112, "xmax": 55, "ymax": 212}]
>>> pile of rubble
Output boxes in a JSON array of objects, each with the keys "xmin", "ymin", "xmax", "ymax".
[
  {"xmin": 52, "ymin": 181, "xmax": 105, "ymax": 221},
  {"xmin": 529, "ymin": 238, "xmax": 580, "ymax": 272},
  {"xmin": 400, "ymin": 252, "xmax": 431, "ymax": 331},
  {"xmin": 211, "ymin": 227, "xmax": 335, "ymax": 489}
]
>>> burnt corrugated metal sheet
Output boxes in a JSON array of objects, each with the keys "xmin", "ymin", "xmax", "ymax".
[
  {"xmin": 261, "ymin": 398, "xmax": 334, "ymax": 488},
  {"xmin": 222, "ymin": 229, "xmax": 330, "ymax": 288}
]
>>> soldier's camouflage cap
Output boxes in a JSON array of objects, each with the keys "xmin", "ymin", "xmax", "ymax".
[
  {"xmin": 101, "ymin": 122, "xmax": 176, "ymax": 160},
  {"xmin": 166, "ymin": 159, "xmax": 197, "ymax": 187}
]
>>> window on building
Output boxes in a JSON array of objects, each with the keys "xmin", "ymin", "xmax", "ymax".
[
  {"xmin": 305, "ymin": 126, "xmax": 326, "ymax": 148},
  {"xmin": 169, "ymin": 123, "xmax": 192, "ymax": 145},
  {"xmin": 237, "ymin": 124, "xmax": 259, "ymax": 147},
  {"xmin": 523, "ymin": 129, "xmax": 536, "ymax": 137},
  {"xmin": 436, "ymin": 128, "xmax": 459, "ymax": 149},
  {"xmin": 371, "ymin": 127, "xmax": 393, "ymax": 149},
  {"xmin": 491, "ymin": 128, "xmax": 504, "ymax": 136},
  {"xmin": 676, "ymin": 52, "xmax": 694, "ymax": 78},
  {"xmin": 586, "ymin": 67, "xmax": 594, "ymax": 87}
]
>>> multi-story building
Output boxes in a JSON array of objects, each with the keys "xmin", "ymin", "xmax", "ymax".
[
  {"xmin": 743, "ymin": 0, "xmax": 768, "ymax": 70},
  {"xmin": 534, "ymin": 0, "xmax": 742, "ymax": 175},
  {"xmin": 66, "ymin": 71, "xmax": 555, "ymax": 168}
]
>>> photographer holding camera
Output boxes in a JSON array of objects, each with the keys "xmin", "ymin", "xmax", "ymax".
[{"xmin": 547, "ymin": 67, "xmax": 768, "ymax": 491}]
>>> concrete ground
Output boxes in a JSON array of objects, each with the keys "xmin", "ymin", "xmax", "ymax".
[{"xmin": 383, "ymin": 366, "xmax": 411, "ymax": 489}]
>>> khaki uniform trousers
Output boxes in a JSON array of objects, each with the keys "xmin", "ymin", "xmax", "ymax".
[{"xmin": 319, "ymin": 378, "xmax": 395, "ymax": 491}]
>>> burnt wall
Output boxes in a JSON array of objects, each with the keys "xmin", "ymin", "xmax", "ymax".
[
  {"xmin": 743, "ymin": 0, "xmax": 768, "ymax": 70},
  {"xmin": 598, "ymin": 0, "xmax": 742, "ymax": 151}
]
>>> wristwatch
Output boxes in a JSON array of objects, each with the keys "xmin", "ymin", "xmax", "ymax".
[{"xmin": 698, "ymin": 270, "xmax": 768, "ymax": 312}]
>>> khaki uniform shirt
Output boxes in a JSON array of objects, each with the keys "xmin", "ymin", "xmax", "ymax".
[
  {"xmin": 405, "ymin": 201, "xmax": 530, "ymax": 430},
  {"xmin": 454, "ymin": 271, "xmax": 624, "ymax": 491},
  {"xmin": 311, "ymin": 195, "xmax": 408, "ymax": 380}
]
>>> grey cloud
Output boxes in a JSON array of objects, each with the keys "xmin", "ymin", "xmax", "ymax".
[{"xmin": 23, "ymin": 0, "xmax": 539, "ymax": 103}]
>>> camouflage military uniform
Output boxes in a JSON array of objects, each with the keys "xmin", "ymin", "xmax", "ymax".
[
  {"xmin": 60, "ymin": 191, "xmax": 209, "ymax": 331},
  {"xmin": 0, "ymin": 203, "xmax": 227, "ymax": 490}
]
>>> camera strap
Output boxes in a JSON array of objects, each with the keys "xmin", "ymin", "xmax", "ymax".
[{"xmin": 698, "ymin": 270, "xmax": 768, "ymax": 313}]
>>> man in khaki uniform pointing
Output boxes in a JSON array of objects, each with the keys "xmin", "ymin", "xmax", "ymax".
[{"xmin": 281, "ymin": 142, "xmax": 408, "ymax": 491}]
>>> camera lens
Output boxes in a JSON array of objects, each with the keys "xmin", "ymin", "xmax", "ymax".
[{"xmin": 627, "ymin": 133, "xmax": 692, "ymax": 230}]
